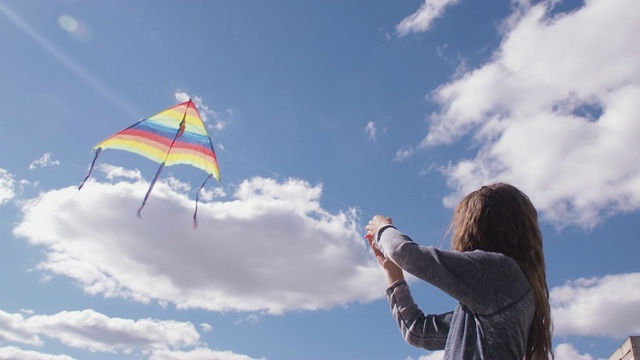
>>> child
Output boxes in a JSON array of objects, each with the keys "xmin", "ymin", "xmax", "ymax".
[{"xmin": 366, "ymin": 183, "xmax": 553, "ymax": 359}]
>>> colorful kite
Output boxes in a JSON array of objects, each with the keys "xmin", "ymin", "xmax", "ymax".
[{"xmin": 79, "ymin": 99, "xmax": 221, "ymax": 227}]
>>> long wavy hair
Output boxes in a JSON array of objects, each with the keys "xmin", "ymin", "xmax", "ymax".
[{"xmin": 451, "ymin": 183, "xmax": 553, "ymax": 360}]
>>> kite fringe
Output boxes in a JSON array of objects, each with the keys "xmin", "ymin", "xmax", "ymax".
[
  {"xmin": 193, "ymin": 173, "xmax": 213, "ymax": 229},
  {"xmin": 138, "ymin": 162, "xmax": 165, "ymax": 218},
  {"xmin": 78, "ymin": 148, "xmax": 102, "ymax": 190}
]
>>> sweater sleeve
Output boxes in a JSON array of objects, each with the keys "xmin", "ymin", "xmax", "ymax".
[
  {"xmin": 386, "ymin": 280, "xmax": 451, "ymax": 350},
  {"xmin": 377, "ymin": 227, "xmax": 530, "ymax": 315}
]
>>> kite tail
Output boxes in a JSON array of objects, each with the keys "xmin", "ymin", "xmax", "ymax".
[
  {"xmin": 79, "ymin": 148, "xmax": 102, "ymax": 190},
  {"xmin": 193, "ymin": 173, "xmax": 214, "ymax": 229},
  {"xmin": 138, "ymin": 162, "xmax": 165, "ymax": 218}
]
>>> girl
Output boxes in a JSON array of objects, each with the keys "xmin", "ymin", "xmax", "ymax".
[{"xmin": 366, "ymin": 183, "xmax": 553, "ymax": 359}]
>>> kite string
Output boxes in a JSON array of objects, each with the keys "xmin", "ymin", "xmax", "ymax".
[
  {"xmin": 214, "ymin": 147, "xmax": 392, "ymax": 251},
  {"xmin": 218, "ymin": 146, "xmax": 280, "ymax": 178},
  {"xmin": 217, "ymin": 145, "xmax": 375, "ymax": 221}
]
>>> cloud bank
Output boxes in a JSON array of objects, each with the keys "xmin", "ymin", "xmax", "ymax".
[
  {"xmin": 13, "ymin": 166, "xmax": 385, "ymax": 315},
  {"xmin": 0, "ymin": 308, "xmax": 263, "ymax": 360}
]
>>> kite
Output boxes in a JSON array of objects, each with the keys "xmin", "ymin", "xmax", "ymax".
[{"xmin": 79, "ymin": 99, "xmax": 221, "ymax": 227}]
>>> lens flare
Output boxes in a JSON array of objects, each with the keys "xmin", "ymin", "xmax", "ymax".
[
  {"xmin": 58, "ymin": 14, "xmax": 78, "ymax": 32},
  {"xmin": 58, "ymin": 14, "xmax": 91, "ymax": 42}
]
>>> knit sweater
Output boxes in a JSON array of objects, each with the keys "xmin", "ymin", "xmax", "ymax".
[{"xmin": 377, "ymin": 227, "xmax": 534, "ymax": 359}]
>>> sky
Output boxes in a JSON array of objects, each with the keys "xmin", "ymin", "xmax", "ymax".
[{"xmin": 0, "ymin": 0, "xmax": 639, "ymax": 359}]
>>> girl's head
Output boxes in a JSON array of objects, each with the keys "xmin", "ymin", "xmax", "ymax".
[
  {"xmin": 451, "ymin": 183, "xmax": 553, "ymax": 359},
  {"xmin": 451, "ymin": 183, "xmax": 540, "ymax": 258}
]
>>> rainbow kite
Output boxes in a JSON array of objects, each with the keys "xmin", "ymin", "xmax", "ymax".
[{"xmin": 79, "ymin": 99, "xmax": 221, "ymax": 227}]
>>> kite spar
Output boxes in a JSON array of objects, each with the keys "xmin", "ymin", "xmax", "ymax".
[{"xmin": 79, "ymin": 100, "xmax": 221, "ymax": 227}]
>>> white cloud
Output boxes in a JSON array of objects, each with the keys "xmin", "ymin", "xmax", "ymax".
[
  {"xmin": 26, "ymin": 310, "xmax": 200, "ymax": 353},
  {"xmin": 550, "ymin": 273, "xmax": 640, "ymax": 338},
  {"xmin": 395, "ymin": 146, "xmax": 415, "ymax": 161},
  {"xmin": 396, "ymin": 0, "xmax": 461, "ymax": 37},
  {"xmin": 0, "ymin": 346, "xmax": 76, "ymax": 360},
  {"xmin": 174, "ymin": 90, "xmax": 231, "ymax": 131},
  {"xmin": 199, "ymin": 323, "xmax": 212, "ymax": 333},
  {"xmin": 234, "ymin": 313, "xmax": 262, "ymax": 326},
  {"xmin": 365, "ymin": 121, "xmax": 377, "ymax": 142},
  {"xmin": 0, "ymin": 308, "xmax": 199, "ymax": 353},
  {"xmin": 101, "ymin": 163, "xmax": 143, "ymax": 181},
  {"xmin": 29, "ymin": 153, "xmax": 60, "ymax": 170},
  {"xmin": 553, "ymin": 343, "xmax": 595, "ymax": 360},
  {"xmin": 0, "ymin": 308, "xmax": 264, "ymax": 359},
  {"xmin": 13, "ymin": 168, "xmax": 386, "ymax": 314},
  {"xmin": 149, "ymin": 348, "xmax": 265, "ymax": 360},
  {"xmin": 198, "ymin": 186, "xmax": 226, "ymax": 202},
  {"xmin": 412, "ymin": 350, "xmax": 444, "ymax": 360},
  {"xmin": 0, "ymin": 168, "xmax": 16, "ymax": 204},
  {"xmin": 418, "ymin": 0, "xmax": 640, "ymax": 228},
  {"xmin": 0, "ymin": 310, "xmax": 42, "ymax": 346}
]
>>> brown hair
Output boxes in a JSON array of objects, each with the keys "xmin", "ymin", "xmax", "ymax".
[{"xmin": 451, "ymin": 183, "xmax": 553, "ymax": 360}]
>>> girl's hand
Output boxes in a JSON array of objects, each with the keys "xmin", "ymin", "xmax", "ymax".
[
  {"xmin": 365, "ymin": 216, "xmax": 404, "ymax": 284},
  {"xmin": 365, "ymin": 215, "xmax": 393, "ymax": 240},
  {"xmin": 366, "ymin": 234, "xmax": 388, "ymax": 267}
]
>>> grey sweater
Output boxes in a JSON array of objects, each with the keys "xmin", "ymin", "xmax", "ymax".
[{"xmin": 377, "ymin": 227, "xmax": 534, "ymax": 360}]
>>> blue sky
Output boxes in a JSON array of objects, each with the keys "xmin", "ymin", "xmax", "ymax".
[{"xmin": 1, "ymin": 0, "xmax": 639, "ymax": 359}]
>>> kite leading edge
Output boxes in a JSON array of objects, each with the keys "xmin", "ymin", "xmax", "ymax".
[{"xmin": 79, "ymin": 99, "xmax": 221, "ymax": 228}]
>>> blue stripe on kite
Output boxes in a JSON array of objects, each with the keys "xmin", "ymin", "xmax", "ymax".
[{"xmin": 134, "ymin": 121, "xmax": 214, "ymax": 146}]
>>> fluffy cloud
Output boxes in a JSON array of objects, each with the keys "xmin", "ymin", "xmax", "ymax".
[
  {"xmin": 418, "ymin": 0, "xmax": 640, "ymax": 228},
  {"xmin": 553, "ymin": 343, "xmax": 596, "ymax": 360},
  {"xmin": 396, "ymin": 0, "xmax": 461, "ymax": 36},
  {"xmin": 13, "ymin": 167, "xmax": 385, "ymax": 314},
  {"xmin": 149, "ymin": 348, "xmax": 265, "ymax": 360},
  {"xmin": 0, "ymin": 308, "xmax": 264, "ymax": 359},
  {"xmin": 0, "ymin": 168, "xmax": 16, "ymax": 204},
  {"xmin": 551, "ymin": 273, "xmax": 640, "ymax": 338},
  {"xmin": 26, "ymin": 310, "xmax": 200, "ymax": 353},
  {"xmin": 0, "ymin": 347, "xmax": 76, "ymax": 360},
  {"xmin": 174, "ymin": 90, "xmax": 231, "ymax": 131},
  {"xmin": 0, "ymin": 308, "xmax": 199, "ymax": 353},
  {"xmin": 413, "ymin": 350, "xmax": 444, "ymax": 360},
  {"xmin": 29, "ymin": 153, "xmax": 60, "ymax": 169},
  {"xmin": 0, "ymin": 311, "xmax": 42, "ymax": 346}
]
